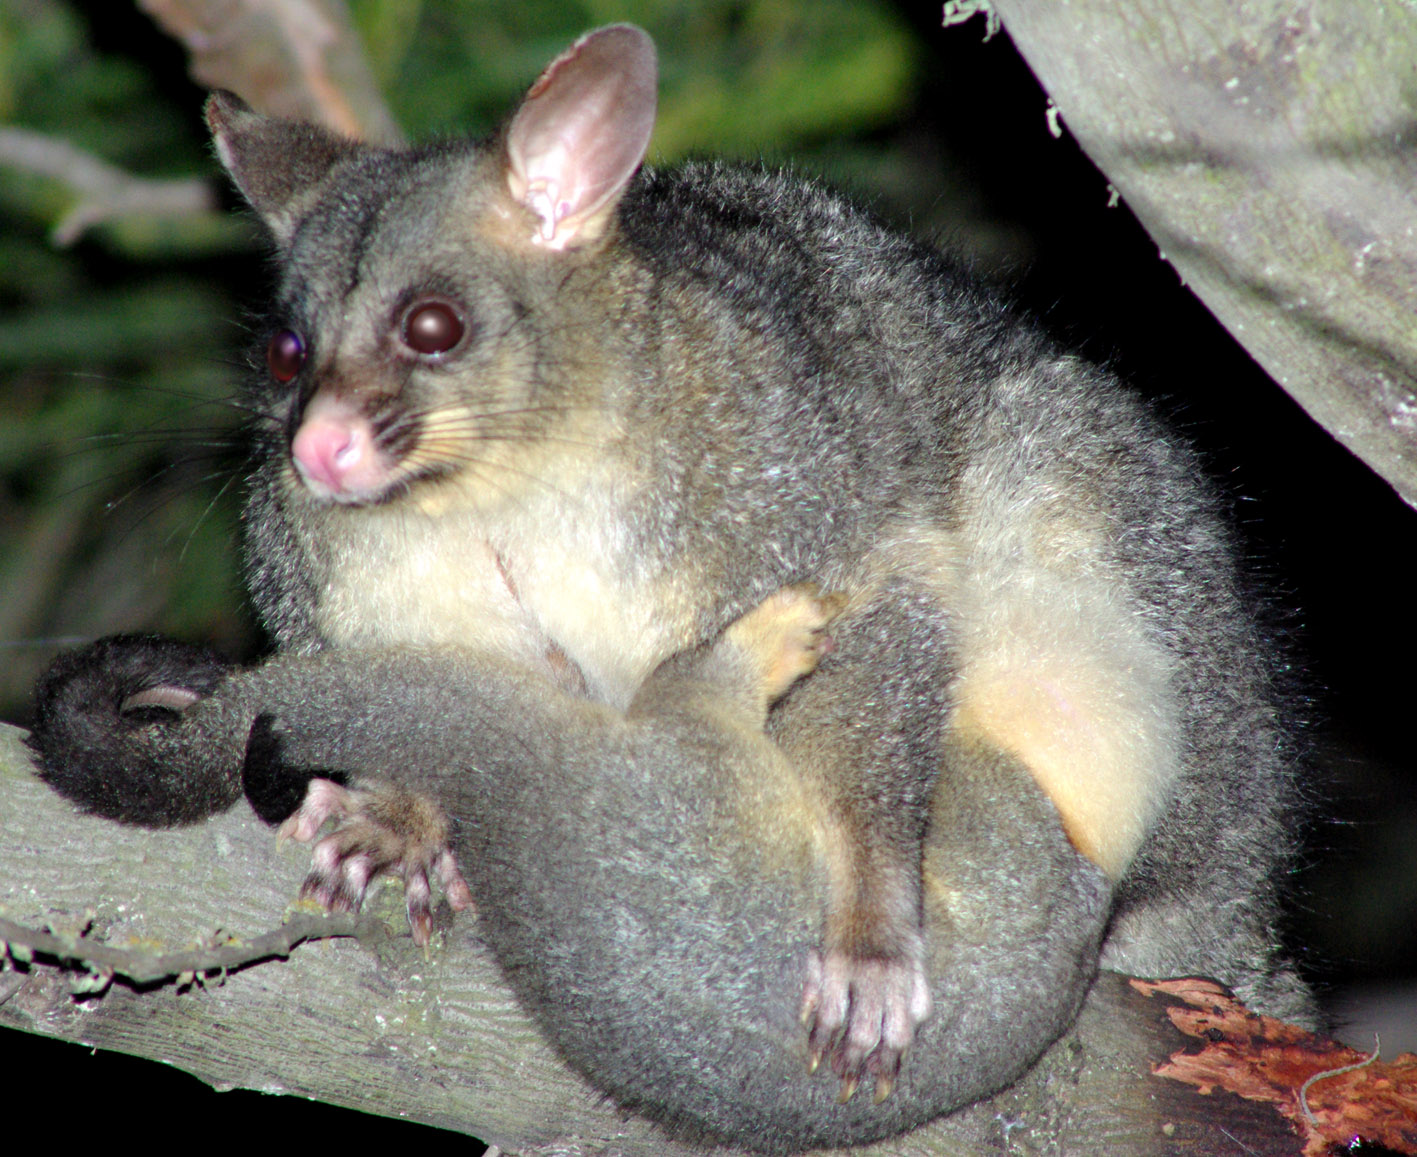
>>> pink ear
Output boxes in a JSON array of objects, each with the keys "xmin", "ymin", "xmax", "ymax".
[{"xmin": 504, "ymin": 25, "xmax": 657, "ymax": 250}]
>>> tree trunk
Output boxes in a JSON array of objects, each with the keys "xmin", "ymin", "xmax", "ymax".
[{"xmin": 984, "ymin": 0, "xmax": 1417, "ymax": 507}]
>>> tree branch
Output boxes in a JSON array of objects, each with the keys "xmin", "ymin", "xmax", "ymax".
[
  {"xmin": 0, "ymin": 2, "xmax": 400, "ymax": 247},
  {"xmin": 0, "ymin": 126, "xmax": 217, "ymax": 246},
  {"xmin": 981, "ymin": 0, "xmax": 1417, "ymax": 507},
  {"xmin": 137, "ymin": 0, "xmax": 403, "ymax": 143},
  {"xmin": 4, "ymin": 724, "xmax": 1401, "ymax": 1155}
]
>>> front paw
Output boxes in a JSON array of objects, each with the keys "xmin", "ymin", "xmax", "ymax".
[
  {"xmin": 280, "ymin": 777, "xmax": 474, "ymax": 947},
  {"xmin": 723, "ymin": 582, "xmax": 848, "ymax": 705},
  {"xmin": 800, "ymin": 947, "xmax": 932, "ymax": 1103}
]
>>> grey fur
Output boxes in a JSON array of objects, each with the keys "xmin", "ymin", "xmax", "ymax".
[{"xmin": 29, "ymin": 23, "xmax": 1312, "ymax": 1154}]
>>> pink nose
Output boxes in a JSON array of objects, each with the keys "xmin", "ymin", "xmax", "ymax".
[{"xmin": 290, "ymin": 396, "xmax": 385, "ymax": 500}]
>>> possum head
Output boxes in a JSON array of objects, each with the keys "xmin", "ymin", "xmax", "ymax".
[{"xmin": 206, "ymin": 25, "xmax": 657, "ymax": 511}]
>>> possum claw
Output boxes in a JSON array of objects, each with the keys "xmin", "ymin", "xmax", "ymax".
[
  {"xmin": 281, "ymin": 777, "xmax": 472, "ymax": 945},
  {"xmin": 801, "ymin": 947, "xmax": 931, "ymax": 1102}
]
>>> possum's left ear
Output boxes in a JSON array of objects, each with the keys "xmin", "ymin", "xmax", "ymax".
[
  {"xmin": 206, "ymin": 90, "xmax": 366, "ymax": 249},
  {"xmin": 502, "ymin": 24, "xmax": 657, "ymax": 251}
]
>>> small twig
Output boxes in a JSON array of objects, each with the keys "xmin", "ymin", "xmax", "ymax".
[
  {"xmin": 0, "ymin": 909, "xmax": 382, "ymax": 988},
  {"xmin": 1216, "ymin": 1126, "xmax": 1260, "ymax": 1155},
  {"xmin": 1298, "ymin": 1035, "xmax": 1381, "ymax": 1126},
  {"xmin": 0, "ymin": 126, "xmax": 217, "ymax": 246},
  {"xmin": 941, "ymin": 0, "xmax": 1001, "ymax": 39}
]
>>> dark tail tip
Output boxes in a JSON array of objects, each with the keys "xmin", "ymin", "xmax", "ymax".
[{"xmin": 30, "ymin": 634, "xmax": 241, "ymax": 826}]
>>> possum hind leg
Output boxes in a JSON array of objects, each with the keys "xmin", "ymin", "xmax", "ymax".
[
  {"xmin": 947, "ymin": 545, "xmax": 1182, "ymax": 884},
  {"xmin": 768, "ymin": 577, "xmax": 952, "ymax": 1105}
]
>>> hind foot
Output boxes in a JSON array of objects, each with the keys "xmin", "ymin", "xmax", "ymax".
[{"xmin": 801, "ymin": 946, "xmax": 932, "ymax": 1103}]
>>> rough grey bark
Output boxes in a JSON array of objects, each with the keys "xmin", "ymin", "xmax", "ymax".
[
  {"xmin": 1, "ymin": 724, "xmax": 1323, "ymax": 1155},
  {"xmin": 984, "ymin": 0, "xmax": 1417, "ymax": 507}
]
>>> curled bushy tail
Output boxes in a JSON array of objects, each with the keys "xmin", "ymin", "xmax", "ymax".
[{"xmin": 30, "ymin": 635, "xmax": 243, "ymax": 826}]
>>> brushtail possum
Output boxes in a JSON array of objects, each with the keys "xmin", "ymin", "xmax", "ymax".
[{"xmin": 29, "ymin": 23, "xmax": 1314, "ymax": 1153}]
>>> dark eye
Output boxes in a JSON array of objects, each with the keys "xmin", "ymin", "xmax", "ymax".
[
  {"xmin": 401, "ymin": 299, "xmax": 465, "ymax": 356},
  {"xmin": 266, "ymin": 330, "xmax": 305, "ymax": 383}
]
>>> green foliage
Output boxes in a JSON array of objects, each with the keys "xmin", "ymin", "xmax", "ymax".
[
  {"xmin": 0, "ymin": 0, "xmax": 924, "ymax": 719},
  {"xmin": 0, "ymin": 0, "xmax": 199, "ymax": 172},
  {"xmin": 348, "ymin": 0, "xmax": 917, "ymax": 155},
  {"xmin": 0, "ymin": 0, "xmax": 253, "ymax": 715}
]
